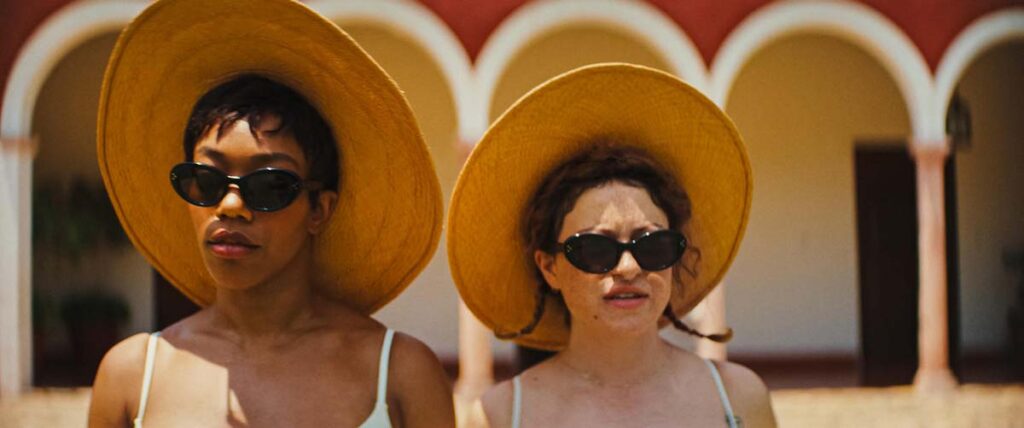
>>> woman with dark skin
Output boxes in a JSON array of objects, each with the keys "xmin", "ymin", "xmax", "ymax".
[
  {"xmin": 450, "ymin": 64, "xmax": 776, "ymax": 427},
  {"xmin": 88, "ymin": 1, "xmax": 453, "ymax": 426}
]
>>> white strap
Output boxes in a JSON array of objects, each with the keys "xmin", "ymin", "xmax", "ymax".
[
  {"xmin": 704, "ymin": 359, "xmax": 739, "ymax": 428},
  {"xmin": 374, "ymin": 329, "xmax": 395, "ymax": 404},
  {"xmin": 134, "ymin": 332, "xmax": 161, "ymax": 428},
  {"xmin": 511, "ymin": 375, "xmax": 522, "ymax": 428}
]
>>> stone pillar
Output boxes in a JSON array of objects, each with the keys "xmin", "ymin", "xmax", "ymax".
[
  {"xmin": 696, "ymin": 285, "xmax": 728, "ymax": 360},
  {"xmin": 454, "ymin": 301, "xmax": 494, "ymax": 398},
  {"xmin": 0, "ymin": 137, "xmax": 36, "ymax": 398},
  {"xmin": 910, "ymin": 141, "xmax": 958, "ymax": 393},
  {"xmin": 453, "ymin": 139, "xmax": 494, "ymax": 420}
]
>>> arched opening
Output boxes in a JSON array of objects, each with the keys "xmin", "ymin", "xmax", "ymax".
[
  {"xmin": 723, "ymin": 33, "xmax": 915, "ymax": 388},
  {"xmin": 488, "ymin": 24, "xmax": 674, "ymax": 122},
  {"xmin": 951, "ymin": 40, "xmax": 1024, "ymax": 382},
  {"xmin": 30, "ymin": 31, "xmax": 151, "ymax": 386},
  {"xmin": 335, "ymin": 20, "xmax": 463, "ymax": 364}
]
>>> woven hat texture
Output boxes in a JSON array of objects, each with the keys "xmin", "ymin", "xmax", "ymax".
[
  {"xmin": 98, "ymin": 0, "xmax": 442, "ymax": 312},
  {"xmin": 447, "ymin": 64, "xmax": 752, "ymax": 350}
]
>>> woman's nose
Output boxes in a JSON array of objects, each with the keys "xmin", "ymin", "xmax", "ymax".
[
  {"xmin": 215, "ymin": 185, "xmax": 253, "ymax": 222},
  {"xmin": 611, "ymin": 250, "xmax": 642, "ymax": 279}
]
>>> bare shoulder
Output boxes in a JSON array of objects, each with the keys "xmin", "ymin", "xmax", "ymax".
[
  {"xmin": 387, "ymin": 332, "xmax": 455, "ymax": 427},
  {"xmin": 714, "ymin": 360, "xmax": 777, "ymax": 427},
  {"xmin": 95, "ymin": 333, "xmax": 152, "ymax": 388},
  {"xmin": 88, "ymin": 333, "xmax": 154, "ymax": 427},
  {"xmin": 478, "ymin": 378, "xmax": 515, "ymax": 428},
  {"xmin": 388, "ymin": 332, "xmax": 446, "ymax": 378}
]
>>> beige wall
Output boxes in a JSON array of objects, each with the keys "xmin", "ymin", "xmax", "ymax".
[
  {"xmin": 724, "ymin": 35, "xmax": 910, "ymax": 356},
  {"xmin": 954, "ymin": 41, "xmax": 1024, "ymax": 354},
  {"xmin": 31, "ymin": 32, "xmax": 154, "ymax": 341},
  {"xmin": 337, "ymin": 22, "xmax": 464, "ymax": 358}
]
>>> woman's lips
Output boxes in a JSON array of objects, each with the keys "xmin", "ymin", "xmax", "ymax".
[
  {"xmin": 604, "ymin": 294, "xmax": 649, "ymax": 309},
  {"xmin": 208, "ymin": 242, "xmax": 258, "ymax": 259},
  {"xmin": 207, "ymin": 229, "xmax": 259, "ymax": 259},
  {"xmin": 603, "ymin": 289, "xmax": 649, "ymax": 310}
]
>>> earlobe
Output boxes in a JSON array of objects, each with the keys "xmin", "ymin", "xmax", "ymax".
[
  {"xmin": 308, "ymin": 190, "xmax": 338, "ymax": 234},
  {"xmin": 534, "ymin": 250, "xmax": 560, "ymax": 291}
]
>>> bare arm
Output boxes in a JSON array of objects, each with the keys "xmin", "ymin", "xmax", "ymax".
[
  {"xmin": 718, "ymin": 361, "xmax": 777, "ymax": 428},
  {"xmin": 389, "ymin": 333, "xmax": 456, "ymax": 428},
  {"xmin": 88, "ymin": 333, "xmax": 149, "ymax": 428}
]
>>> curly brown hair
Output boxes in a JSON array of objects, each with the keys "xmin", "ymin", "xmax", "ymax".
[{"xmin": 503, "ymin": 138, "xmax": 730, "ymax": 343}]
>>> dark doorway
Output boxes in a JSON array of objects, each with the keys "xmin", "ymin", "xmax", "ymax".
[
  {"xmin": 154, "ymin": 270, "xmax": 200, "ymax": 330},
  {"xmin": 854, "ymin": 144, "xmax": 960, "ymax": 386}
]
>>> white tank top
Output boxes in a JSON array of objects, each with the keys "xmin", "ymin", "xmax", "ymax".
[
  {"xmin": 133, "ymin": 329, "xmax": 396, "ymax": 428},
  {"xmin": 510, "ymin": 358, "xmax": 740, "ymax": 428}
]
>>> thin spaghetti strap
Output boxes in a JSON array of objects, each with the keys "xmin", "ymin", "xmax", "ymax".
[
  {"xmin": 704, "ymin": 359, "xmax": 740, "ymax": 428},
  {"xmin": 134, "ymin": 332, "xmax": 161, "ymax": 428},
  {"xmin": 375, "ymin": 329, "xmax": 396, "ymax": 405},
  {"xmin": 511, "ymin": 375, "xmax": 522, "ymax": 428}
]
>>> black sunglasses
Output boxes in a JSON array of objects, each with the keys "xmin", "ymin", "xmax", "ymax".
[
  {"xmin": 169, "ymin": 162, "xmax": 322, "ymax": 212},
  {"xmin": 554, "ymin": 229, "xmax": 687, "ymax": 274}
]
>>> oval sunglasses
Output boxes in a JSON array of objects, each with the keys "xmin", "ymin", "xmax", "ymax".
[
  {"xmin": 554, "ymin": 229, "xmax": 687, "ymax": 274},
  {"xmin": 169, "ymin": 162, "xmax": 323, "ymax": 212}
]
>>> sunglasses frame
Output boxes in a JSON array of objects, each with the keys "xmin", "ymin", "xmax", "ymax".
[
  {"xmin": 554, "ymin": 229, "xmax": 687, "ymax": 274},
  {"xmin": 169, "ymin": 162, "xmax": 323, "ymax": 212}
]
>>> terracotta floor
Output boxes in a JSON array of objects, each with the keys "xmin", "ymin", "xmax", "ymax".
[{"xmin": 2, "ymin": 384, "xmax": 1023, "ymax": 427}]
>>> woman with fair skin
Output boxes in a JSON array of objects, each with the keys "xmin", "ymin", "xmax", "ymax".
[
  {"xmin": 450, "ymin": 64, "xmax": 776, "ymax": 427},
  {"xmin": 88, "ymin": 1, "xmax": 453, "ymax": 426}
]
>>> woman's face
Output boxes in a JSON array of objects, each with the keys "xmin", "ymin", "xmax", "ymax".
[
  {"xmin": 535, "ymin": 181, "xmax": 674, "ymax": 336},
  {"xmin": 187, "ymin": 116, "xmax": 333, "ymax": 291}
]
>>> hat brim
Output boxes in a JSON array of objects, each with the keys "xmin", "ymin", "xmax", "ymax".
[
  {"xmin": 447, "ymin": 64, "xmax": 752, "ymax": 350},
  {"xmin": 98, "ymin": 0, "xmax": 442, "ymax": 312}
]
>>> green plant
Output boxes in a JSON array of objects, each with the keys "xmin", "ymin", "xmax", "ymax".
[{"xmin": 33, "ymin": 177, "xmax": 127, "ymax": 261}]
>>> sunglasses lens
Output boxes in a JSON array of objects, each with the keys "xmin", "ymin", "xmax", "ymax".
[
  {"xmin": 633, "ymin": 230, "xmax": 686, "ymax": 271},
  {"xmin": 564, "ymin": 234, "xmax": 620, "ymax": 273},
  {"xmin": 171, "ymin": 164, "xmax": 226, "ymax": 206},
  {"xmin": 243, "ymin": 170, "xmax": 300, "ymax": 211}
]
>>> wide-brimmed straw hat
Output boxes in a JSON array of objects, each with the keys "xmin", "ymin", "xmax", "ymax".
[
  {"xmin": 97, "ymin": 0, "xmax": 442, "ymax": 313},
  {"xmin": 447, "ymin": 63, "xmax": 752, "ymax": 350}
]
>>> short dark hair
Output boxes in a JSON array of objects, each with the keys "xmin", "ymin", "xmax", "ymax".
[
  {"xmin": 502, "ymin": 139, "xmax": 724, "ymax": 342},
  {"xmin": 183, "ymin": 75, "xmax": 340, "ymax": 203},
  {"xmin": 524, "ymin": 141, "xmax": 692, "ymax": 259}
]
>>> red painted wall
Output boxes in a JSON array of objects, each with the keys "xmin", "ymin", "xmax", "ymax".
[{"xmin": 1, "ymin": 0, "xmax": 1021, "ymax": 125}]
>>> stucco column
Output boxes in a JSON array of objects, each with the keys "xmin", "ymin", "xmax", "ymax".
[
  {"xmin": 454, "ymin": 301, "xmax": 494, "ymax": 396},
  {"xmin": 910, "ymin": 140, "xmax": 957, "ymax": 393},
  {"xmin": 453, "ymin": 140, "xmax": 494, "ymax": 418},
  {"xmin": 0, "ymin": 137, "xmax": 36, "ymax": 398},
  {"xmin": 696, "ymin": 285, "xmax": 727, "ymax": 360}
]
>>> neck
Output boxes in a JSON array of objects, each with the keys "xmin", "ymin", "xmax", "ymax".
[
  {"xmin": 557, "ymin": 318, "xmax": 670, "ymax": 387},
  {"xmin": 211, "ymin": 243, "xmax": 317, "ymax": 339}
]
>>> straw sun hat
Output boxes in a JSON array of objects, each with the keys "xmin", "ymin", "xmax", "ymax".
[
  {"xmin": 447, "ymin": 64, "xmax": 752, "ymax": 350},
  {"xmin": 97, "ymin": 0, "xmax": 442, "ymax": 312}
]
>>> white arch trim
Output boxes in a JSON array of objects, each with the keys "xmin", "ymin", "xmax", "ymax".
[
  {"xmin": 1, "ymin": 1, "xmax": 143, "ymax": 139},
  {"xmin": 710, "ymin": 1, "xmax": 938, "ymax": 141},
  {"xmin": 472, "ymin": 0, "xmax": 708, "ymax": 143},
  {"xmin": 308, "ymin": 0, "xmax": 476, "ymax": 143},
  {"xmin": 934, "ymin": 8, "xmax": 1024, "ymax": 125}
]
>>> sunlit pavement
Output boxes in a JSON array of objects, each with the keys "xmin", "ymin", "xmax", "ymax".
[{"xmin": 2, "ymin": 385, "xmax": 1023, "ymax": 427}]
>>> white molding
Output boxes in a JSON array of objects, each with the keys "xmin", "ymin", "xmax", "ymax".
[
  {"xmin": 934, "ymin": 8, "xmax": 1024, "ymax": 128},
  {"xmin": 710, "ymin": 1, "xmax": 937, "ymax": 140},
  {"xmin": 1, "ymin": 0, "xmax": 144, "ymax": 139},
  {"xmin": 472, "ymin": 0, "xmax": 708, "ymax": 144},
  {"xmin": 308, "ymin": 0, "xmax": 476, "ymax": 143}
]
